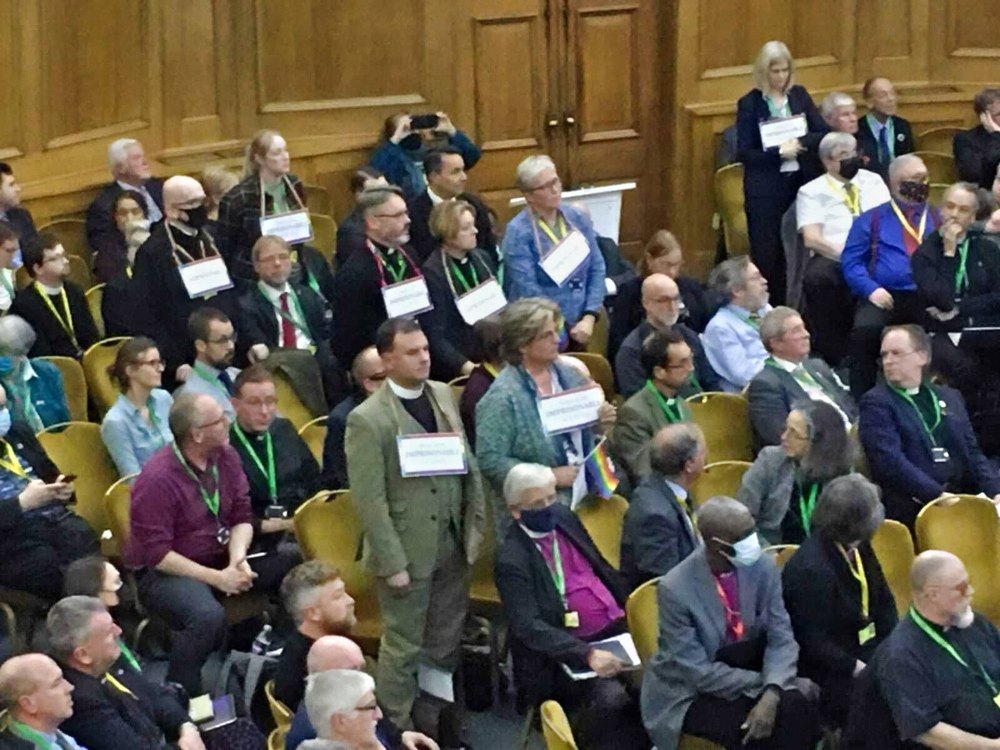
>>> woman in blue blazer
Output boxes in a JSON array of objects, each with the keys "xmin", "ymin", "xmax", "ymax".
[{"xmin": 736, "ymin": 41, "xmax": 825, "ymax": 306}]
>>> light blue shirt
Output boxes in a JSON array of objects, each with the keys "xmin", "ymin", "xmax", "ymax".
[
  {"xmin": 100, "ymin": 389, "xmax": 174, "ymax": 477},
  {"xmin": 700, "ymin": 303, "xmax": 770, "ymax": 392},
  {"xmin": 173, "ymin": 363, "xmax": 240, "ymax": 419}
]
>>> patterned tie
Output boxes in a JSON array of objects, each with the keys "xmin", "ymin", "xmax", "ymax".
[
  {"xmin": 279, "ymin": 292, "xmax": 297, "ymax": 348},
  {"xmin": 878, "ymin": 125, "xmax": 890, "ymax": 166}
]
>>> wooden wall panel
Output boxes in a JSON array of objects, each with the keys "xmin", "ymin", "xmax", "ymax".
[
  {"xmin": 0, "ymin": 1, "xmax": 21, "ymax": 159},
  {"xmin": 929, "ymin": 0, "xmax": 1000, "ymax": 82}
]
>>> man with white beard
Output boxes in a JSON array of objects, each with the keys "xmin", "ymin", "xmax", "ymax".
[{"xmin": 868, "ymin": 551, "xmax": 1000, "ymax": 748}]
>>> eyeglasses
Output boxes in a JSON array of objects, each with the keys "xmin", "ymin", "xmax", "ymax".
[
  {"xmin": 929, "ymin": 580, "xmax": 972, "ymax": 596},
  {"xmin": 198, "ymin": 414, "xmax": 230, "ymax": 430},
  {"xmin": 138, "ymin": 358, "xmax": 165, "ymax": 370},
  {"xmin": 354, "ymin": 702, "xmax": 379, "ymax": 713},
  {"xmin": 526, "ymin": 177, "xmax": 561, "ymax": 193},
  {"xmin": 879, "ymin": 349, "xmax": 917, "ymax": 362},
  {"xmin": 207, "ymin": 334, "xmax": 237, "ymax": 345},
  {"xmin": 665, "ymin": 357, "xmax": 694, "ymax": 370},
  {"xmin": 373, "ymin": 210, "xmax": 409, "ymax": 220},
  {"xmin": 259, "ymin": 253, "xmax": 291, "ymax": 264},
  {"xmin": 241, "ymin": 397, "xmax": 277, "ymax": 408}
]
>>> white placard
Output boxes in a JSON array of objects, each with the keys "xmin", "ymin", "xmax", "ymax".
[
  {"xmin": 509, "ymin": 182, "xmax": 636, "ymax": 242},
  {"xmin": 396, "ymin": 433, "xmax": 468, "ymax": 477},
  {"xmin": 177, "ymin": 256, "xmax": 234, "ymax": 299},
  {"xmin": 455, "ymin": 278, "xmax": 507, "ymax": 325},
  {"xmin": 537, "ymin": 384, "xmax": 604, "ymax": 435},
  {"xmin": 259, "ymin": 210, "xmax": 314, "ymax": 245},
  {"xmin": 759, "ymin": 114, "xmax": 808, "ymax": 150},
  {"xmin": 418, "ymin": 663, "xmax": 454, "ymax": 702},
  {"xmin": 382, "ymin": 277, "xmax": 434, "ymax": 318},
  {"xmin": 539, "ymin": 230, "xmax": 591, "ymax": 287}
]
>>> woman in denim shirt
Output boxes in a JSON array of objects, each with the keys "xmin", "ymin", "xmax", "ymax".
[{"xmin": 100, "ymin": 337, "xmax": 173, "ymax": 477}]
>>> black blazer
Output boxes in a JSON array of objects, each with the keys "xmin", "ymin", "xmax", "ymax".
[
  {"xmin": 856, "ymin": 115, "xmax": 915, "ymax": 181},
  {"xmin": 782, "ymin": 535, "xmax": 897, "ymax": 685},
  {"xmin": 335, "ymin": 208, "xmax": 367, "ymax": 268},
  {"xmin": 495, "ymin": 505, "xmax": 628, "ymax": 708},
  {"xmin": 597, "ymin": 236, "xmax": 638, "ymax": 296},
  {"xmin": 101, "ymin": 271, "xmax": 137, "ymax": 337},
  {"xmin": 620, "ymin": 472, "xmax": 699, "ymax": 590},
  {"xmin": 85, "ymin": 179, "xmax": 164, "ymax": 255},
  {"xmin": 9, "ymin": 281, "xmax": 100, "ymax": 359},
  {"xmin": 296, "ymin": 244, "xmax": 337, "ymax": 306},
  {"xmin": 420, "ymin": 247, "xmax": 497, "ymax": 381},
  {"xmin": 954, "ymin": 125, "xmax": 1000, "ymax": 189},
  {"xmin": 912, "ymin": 230, "xmax": 1000, "ymax": 329},
  {"xmin": 0, "ymin": 207, "xmax": 37, "ymax": 243},
  {"xmin": 59, "ymin": 660, "xmax": 190, "ymax": 750},
  {"xmin": 406, "ymin": 190, "xmax": 499, "ymax": 267},
  {"xmin": 237, "ymin": 280, "xmax": 329, "ymax": 352},
  {"xmin": 608, "ymin": 275, "xmax": 713, "ymax": 361},
  {"xmin": 736, "ymin": 85, "xmax": 826, "ymax": 198},
  {"xmin": 747, "ymin": 358, "xmax": 858, "ymax": 446}
]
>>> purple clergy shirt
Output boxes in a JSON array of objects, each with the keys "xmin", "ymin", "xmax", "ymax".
[
  {"xmin": 715, "ymin": 569, "xmax": 742, "ymax": 643},
  {"xmin": 534, "ymin": 528, "xmax": 624, "ymax": 639},
  {"xmin": 125, "ymin": 443, "xmax": 255, "ymax": 570}
]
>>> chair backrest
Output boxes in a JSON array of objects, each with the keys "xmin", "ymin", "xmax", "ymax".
[
  {"xmin": 39, "ymin": 355, "xmax": 88, "ymax": 422},
  {"xmin": 915, "ymin": 495, "xmax": 1000, "ymax": 622},
  {"xmin": 916, "ymin": 126, "xmax": 962, "ymax": 154},
  {"xmin": 469, "ymin": 499, "xmax": 500, "ymax": 607},
  {"xmin": 685, "ymin": 392, "xmax": 754, "ymax": 462},
  {"xmin": 66, "ymin": 255, "xmax": 93, "ymax": 291},
  {"xmin": 714, "ymin": 163, "xmax": 749, "ymax": 256},
  {"xmin": 870, "ymin": 519, "xmax": 914, "ymax": 616},
  {"xmin": 764, "ymin": 544, "xmax": 799, "ymax": 570},
  {"xmin": 309, "ymin": 213, "xmax": 337, "ymax": 266},
  {"xmin": 912, "ymin": 150, "xmax": 958, "ymax": 185},
  {"xmin": 540, "ymin": 700, "xmax": 578, "ymax": 750},
  {"xmin": 38, "ymin": 422, "xmax": 120, "ymax": 542},
  {"xmin": 266, "ymin": 726, "xmax": 288, "ymax": 750},
  {"xmin": 689, "ymin": 460, "xmax": 752, "ymax": 507},
  {"xmin": 103, "ymin": 474, "xmax": 136, "ymax": 550},
  {"xmin": 625, "ymin": 577, "xmax": 659, "ymax": 666},
  {"xmin": 39, "ymin": 219, "xmax": 91, "ymax": 266},
  {"xmin": 272, "ymin": 368, "xmax": 317, "ymax": 431},
  {"xmin": 564, "ymin": 352, "xmax": 616, "ymax": 403},
  {"xmin": 82, "ymin": 337, "xmax": 130, "ymax": 416},
  {"xmin": 297, "ymin": 416, "xmax": 328, "ymax": 465},
  {"xmin": 585, "ymin": 307, "xmax": 609, "ymax": 358},
  {"xmin": 574, "ymin": 494, "xmax": 629, "ymax": 569},
  {"xmin": 781, "ymin": 203, "xmax": 808, "ymax": 309},
  {"xmin": 447, "ymin": 375, "xmax": 468, "ymax": 404},
  {"xmin": 264, "ymin": 679, "xmax": 293, "ymax": 729},
  {"xmin": 303, "ymin": 184, "xmax": 332, "ymax": 216},
  {"xmin": 928, "ymin": 182, "xmax": 950, "ymax": 209},
  {"xmin": 85, "ymin": 284, "xmax": 106, "ymax": 339}
]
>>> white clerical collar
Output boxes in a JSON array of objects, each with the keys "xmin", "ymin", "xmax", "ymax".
[
  {"xmin": 904, "ymin": 386, "xmax": 920, "ymax": 395},
  {"xmin": 427, "ymin": 186, "xmax": 450, "ymax": 205},
  {"xmin": 37, "ymin": 281, "xmax": 63, "ymax": 294},
  {"xmin": 387, "ymin": 378, "xmax": 425, "ymax": 400},
  {"xmin": 519, "ymin": 523, "xmax": 551, "ymax": 539}
]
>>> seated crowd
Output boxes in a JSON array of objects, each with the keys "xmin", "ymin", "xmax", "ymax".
[{"xmin": 1, "ymin": 54, "xmax": 1000, "ymax": 750}]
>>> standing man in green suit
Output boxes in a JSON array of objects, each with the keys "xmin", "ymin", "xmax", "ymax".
[{"xmin": 345, "ymin": 316, "xmax": 485, "ymax": 736}]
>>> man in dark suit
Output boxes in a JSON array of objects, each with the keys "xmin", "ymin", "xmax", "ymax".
[
  {"xmin": 86, "ymin": 138, "xmax": 164, "ymax": 255},
  {"xmin": 954, "ymin": 88, "xmax": 1000, "ymax": 189},
  {"xmin": 859, "ymin": 324, "xmax": 1000, "ymax": 529},
  {"xmin": 48, "ymin": 596, "xmax": 207, "ymax": 750},
  {"xmin": 620, "ymin": 424, "xmax": 705, "ymax": 590},
  {"xmin": 0, "ymin": 163, "xmax": 37, "ymax": 243},
  {"xmin": 405, "ymin": 147, "xmax": 497, "ymax": 266},
  {"xmin": 748, "ymin": 307, "xmax": 857, "ymax": 446},
  {"xmin": 495, "ymin": 463, "xmax": 647, "ymax": 750},
  {"xmin": 857, "ymin": 77, "xmax": 915, "ymax": 183}
]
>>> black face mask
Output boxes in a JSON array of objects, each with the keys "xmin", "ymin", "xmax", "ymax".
[
  {"xmin": 398, "ymin": 133, "xmax": 422, "ymax": 151},
  {"xmin": 839, "ymin": 156, "xmax": 863, "ymax": 181},
  {"xmin": 898, "ymin": 180, "xmax": 930, "ymax": 203},
  {"xmin": 183, "ymin": 205, "xmax": 209, "ymax": 229}
]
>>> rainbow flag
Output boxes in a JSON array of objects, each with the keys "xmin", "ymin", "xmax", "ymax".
[
  {"xmin": 557, "ymin": 318, "xmax": 570, "ymax": 352},
  {"xmin": 584, "ymin": 438, "xmax": 620, "ymax": 499}
]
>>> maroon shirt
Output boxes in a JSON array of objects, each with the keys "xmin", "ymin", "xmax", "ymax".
[{"xmin": 125, "ymin": 443, "xmax": 255, "ymax": 570}]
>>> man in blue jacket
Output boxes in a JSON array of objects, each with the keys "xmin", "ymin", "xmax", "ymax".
[{"xmin": 841, "ymin": 154, "xmax": 937, "ymax": 396}]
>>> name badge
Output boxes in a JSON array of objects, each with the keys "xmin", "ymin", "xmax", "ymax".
[
  {"xmin": 539, "ymin": 230, "xmax": 591, "ymax": 287},
  {"xmin": 537, "ymin": 384, "xmax": 604, "ymax": 435},
  {"xmin": 382, "ymin": 277, "xmax": 434, "ymax": 318},
  {"xmin": 858, "ymin": 622, "xmax": 876, "ymax": 645},
  {"xmin": 931, "ymin": 446, "xmax": 951, "ymax": 463},
  {"xmin": 455, "ymin": 278, "xmax": 507, "ymax": 325},
  {"xmin": 178, "ymin": 256, "xmax": 234, "ymax": 299},
  {"xmin": 758, "ymin": 114, "xmax": 808, "ymax": 149},
  {"xmin": 259, "ymin": 210, "xmax": 314, "ymax": 246},
  {"xmin": 396, "ymin": 433, "xmax": 468, "ymax": 477},
  {"xmin": 564, "ymin": 611, "xmax": 580, "ymax": 628}
]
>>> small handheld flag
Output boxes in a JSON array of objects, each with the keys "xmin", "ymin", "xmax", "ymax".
[
  {"xmin": 557, "ymin": 318, "xmax": 570, "ymax": 352},
  {"xmin": 584, "ymin": 437, "xmax": 619, "ymax": 499}
]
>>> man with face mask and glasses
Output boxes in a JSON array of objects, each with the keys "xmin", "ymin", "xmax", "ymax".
[
  {"xmin": 797, "ymin": 132, "xmax": 890, "ymax": 365},
  {"xmin": 641, "ymin": 497, "xmax": 820, "ymax": 750},
  {"xmin": 841, "ymin": 153, "xmax": 939, "ymax": 396}
]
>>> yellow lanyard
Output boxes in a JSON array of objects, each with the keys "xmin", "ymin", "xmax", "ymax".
[
  {"xmin": 483, "ymin": 362, "xmax": 499, "ymax": 378},
  {"xmin": 537, "ymin": 215, "xmax": 567, "ymax": 244},
  {"xmin": 0, "ymin": 439, "xmax": 27, "ymax": 478},
  {"xmin": 838, "ymin": 544, "xmax": 869, "ymax": 619},
  {"xmin": 826, "ymin": 176, "xmax": 860, "ymax": 216},
  {"xmin": 103, "ymin": 671, "xmax": 137, "ymax": 699},
  {"xmin": 889, "ymin": 199, "xmax": 928, "ymax": 244},
  {"xmin": 33, "ymin": 284, "xmax": 76, "ymax": 344}
]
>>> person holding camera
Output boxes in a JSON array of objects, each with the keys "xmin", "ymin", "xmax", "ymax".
[{"xmin": 369, "ymin": 111, "xmax": 482, "ymax": 200}]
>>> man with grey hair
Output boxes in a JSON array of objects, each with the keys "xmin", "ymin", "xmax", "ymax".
[
  {"xmin": 495, "ymin": 463, "xmax": 647, "ymax": 749},
  {"xmin": 302, "ymin": 669, "xmax": 381, "ymax": 750},
  {"xmin": 700, "ymin": 255, "xmax": 771, "ymax": 391},
  {"xmin": 841, "ymin": 153, "xmax": 938, "ymax": 396},
  {"xmin": 796, "ymin": 131, "xmax": 890, "ymax": 364},
  {"xmin": 48, "ymin": 596, "xmax": 207, "ymax": 750},
  {"xmin": 621, "ymin": 423, "xmax": 706, "ymax": 589},
  {"xmin": 86, "ymin": 137, "xmax": 164, "ymax": 253},
  {"xmin": 0, "ymin": 314, "xmax": 70, "ymax": 429},
  {"xmin": 0, "ymin": 653, "xmax": 81, "ymax": 749}
]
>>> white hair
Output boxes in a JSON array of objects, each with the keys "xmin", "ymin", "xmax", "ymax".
[
  {"xmin": 304, "ymin": 669, "xmax": 375, "ymax": 739},
  {"xmin": 820, "ymin": 92, "xmax": 856, "ymax": 120},
  {"xmin": 888, "ymin": 154, "xmax": 925, "ymax": 185},
  {"xmin": 46, "ymin": 596, "xmax": 107, "ymax": 663},
  {"xmin": 0, "ymin": 315, "xmax": 36, "ymax": 357},
  {"xmin": 818, "ymin": 132, "xmax": 857, "ymax": 162},
  {"xmin": 107, "ymin": 138, "xmax": 141, "ymax": 172},
  {"xmin": 751, "ymin": 41, "xmax": 795, "ymax": 91},
  {"xmin": 515, "ymin": 155, "xmax": 557, "ymax": 191},
  {"xmin": 503, "ymin": 463, "xmax": 556, "ymax": 507}
]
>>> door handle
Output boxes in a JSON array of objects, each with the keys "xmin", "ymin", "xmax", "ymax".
[
  {"xmin": 546, "ymin": 118, "xmax": 560, "ymax": 128},
  {"xmin": 565, "ymin": 115, "xmax": 576, "ymax": 126}
]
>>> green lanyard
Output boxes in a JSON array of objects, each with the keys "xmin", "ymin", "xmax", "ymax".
[
  {"xmin": 381, "ymin": 249, "xmax": 407, "ymax": 283},
  {"xmin": 192, "ymin": 362, "xmax": 232, "ymax": 401},
  {"xmin": 9, "ymin": 721, "xmax": 57, "ymax": 749},
  {"xmin": 117, "ymin": 637, "xmax": 142, "ymax": 673},
  {"xmin": 766, "ymin": 357, "xmax": 825, "ymax": 394},
  {"xmin": 232, "ymin": 423, "xmax": 277, "ymax": 502},
  {"xmin": 891, "ymin": 385, "xmax": 942, "ymax": 446},
  {"xmin": 0, "ymin": 268, "xmax": 13, "ymax": 298},
  {"xmin": 171, "ymin": 444, "xmax": 220, "ymax": 516},
  {"xmin": 258, "ymin": 282, "xmax": 311, "ymax": 337},
  {"xmin": 730, "ymin": 306, "xmax": 760, "ymax": 330},
  {"xmin": 764, "ymin": 93, "xmax": 791, "ymax": 118},
  {"xmin": 909, "ymin": 607, "xmax": 998, "ymax": 695},
  {"xmin": 799, "ymin": 482, "xmax": 819, "ymax": 535},
  {"xmin": 449, "ymin": 257, "xmax": 480, "ymax": 295},
  {"xmin": 955, "ymin": 238, "xmax": 970, "ymax": 294},
  {"xmin": 645, "ymin": 379, "xmax": 685, "ymax": 423},
  {"xmin": 144, "ymin": 396, "xmax": 165, "ymax": 449},
  {"xmin": 540, "ymin": 536, "xmax": 567, "ymax": 607}
]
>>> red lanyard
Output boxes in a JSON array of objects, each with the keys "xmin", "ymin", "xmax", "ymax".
[
  {"xmin": 367, "ymin": 240, "xmax": 421, "ymax": 287},
  {"xmin": 714, "ymin": 576, "xmax": 744, "ymax": 640}
]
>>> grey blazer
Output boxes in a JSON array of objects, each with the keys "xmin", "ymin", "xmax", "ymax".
[
  {"xmin": 736, "ymin": 446, "xmax": 796, "ymax": 545},
  {"xmin": 640, "ymin": 548, "xmax": 799, "ymax": 750}
]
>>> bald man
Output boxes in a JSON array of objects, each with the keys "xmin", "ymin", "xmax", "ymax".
[
  {"xmin": 0, "ymin": 653, "xmax": 83, "ymax": 749},
  {"xmin": 284, "ymin": 636, "xmax": 439, "ymax": 750},
  {"xmin": 131, "ymin": 175, "xmax": 241, "ymax": 388},
  {"xmin": 642, "ymin": 497, "xmax": 819, "ymax": 750},
  {"xmin": 852, "ymin": 551, "xmax": 1000, "ymax": 748},
  {"xmin": 614, "ymin": 273, "xmax": 718, "ymax": 397}
]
